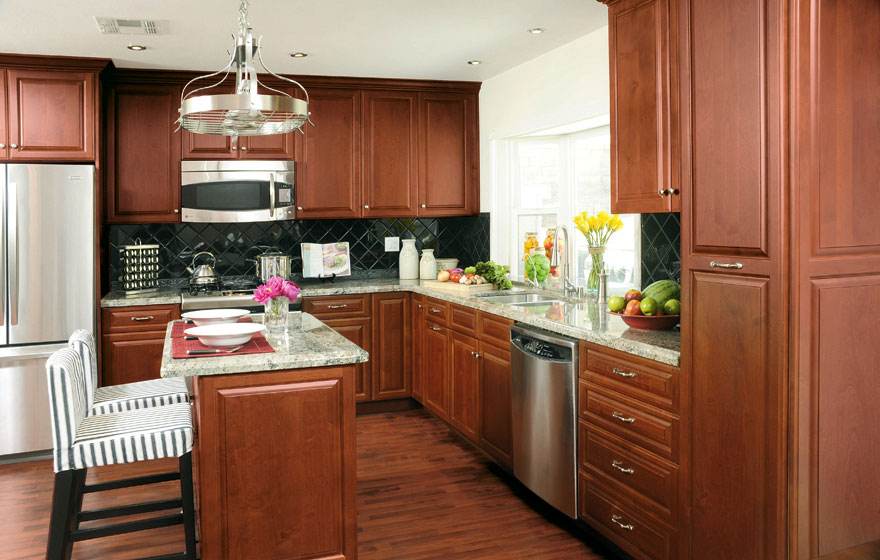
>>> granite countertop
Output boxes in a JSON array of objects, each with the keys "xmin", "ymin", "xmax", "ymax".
[
  {"xmin": 110, "ymin": 278, "xmax": 680, "ymax": 367},
  {"xmin": 160, "ymin": 312, "xmax": 370, "ymax": 378},
  {"xmin": 101, "ymin": 287, "xmax": 183, "ymax": 307}
]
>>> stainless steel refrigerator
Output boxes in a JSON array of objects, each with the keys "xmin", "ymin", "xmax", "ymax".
[{"xmin": 0, "ymin": 164, "xmax": 95, "ymax": 457}]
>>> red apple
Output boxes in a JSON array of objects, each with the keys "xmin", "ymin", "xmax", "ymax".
[
  {"xmin": 624, "ymin": 300, "xmax": 643, "ymax": 315},
  {"xmin": 624, "ymin": 289, "xmax": 642, "ymax": 303}
]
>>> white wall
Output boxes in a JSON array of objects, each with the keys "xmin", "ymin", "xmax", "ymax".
[{"xmin": 479, "ymin": 26, "xmax": 610, "ymax": 241}]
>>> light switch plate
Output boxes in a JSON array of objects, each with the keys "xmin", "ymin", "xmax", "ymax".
[{"xmin": 384, "ymin": 237, "xmax": 400, "ymax": 252}]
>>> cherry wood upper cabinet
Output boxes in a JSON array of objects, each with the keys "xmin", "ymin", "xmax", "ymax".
[
  {"xmin": 5, "ymin": 68, "xmax": 98, "ymax": 161},
  {"xmin": 181, "ymin": 129, "xmax": 236, "ymax": 159},
  {"xmin": 371, "ymin": 293, "xmax": 411, "ymax": 400},
  {"xmin": 106, "ymin": 83, "xmax": 182, "ymax": 223},
  {"xmin": 362, "ymin": 90, "xmax": 419, "ymax": 217},
  {"xmin": 604, "ymin": 0, "xmax": 680, "ymax": 214},
  {"xmin": 0, "ymin": 70, "xmax": 7, "ymax": 160},
  {"xmin": 295, "ymin": 88, "xmax": 362, "ymax": 218},
  {"xmin": 417, "ymin": 92, "xmax": 479, "ymax": 216}
]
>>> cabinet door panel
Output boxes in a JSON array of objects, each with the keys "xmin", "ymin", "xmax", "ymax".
[
  {"xmin": 6, "ymin": 69, "xmax": 95, "ymax": 160},
  {"xmin": 686, "ymin": 0, "xmax": 777, "ymax": 256},
  {"xmin": 321, "ymin": 317, "xmax": 372, "ymax": 402},
  {"xmin": 418, "ymin": 92, "xmax": 477, "ymax": 216},
  {"xmin": 181, "ymin": 131, "xmax": 236, "ymax": 159},
  {"xmin": 0, "ymin": 70, "xmax": 7, "ymax": 159},
  {"xmin": 107, "ymin": 84, "xmax": 181, "ymax": 223},
  {"xmin": 609, "ymin": 0, "xmax": 676, "ymax": 214},
  {"xmin": 362, "ymin": 90, "xmax": 418, "ymax": 217},
  {"xmin": 449, "ymin": 332, "xmax": 479, "ymax": 442},
  {"xmin": 423, "ymin": 322, "xmax": 450, "ymax": 420},
  {"xmin": 241, "ymin": 131, "xmax": 294, "ymax": 160},
  {"xmin": 371, "ymin": 294, "xmax": 410, "ymax": 400},
  {"xmin": 100, "ymin": 332, "xmax": 166, "ymax": 386},
  {"xmin": 295, "ymin": 89, "xmax": 361, "ymax": 218},
  {"xmin": 688, "ymin": 270, "xmax": 783, "ymax": 559},
  {"xmin": 411, "ymin": 295, "xmax": 425, "ymax": 401},
  {"xmin": 479, "ymin": 342, "xmax": 512, "ymax": 467}
]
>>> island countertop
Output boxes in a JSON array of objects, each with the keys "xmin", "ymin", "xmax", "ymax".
[{"xmin": 160, "ymin": 312, "xmax": 369, "ymax": 378}]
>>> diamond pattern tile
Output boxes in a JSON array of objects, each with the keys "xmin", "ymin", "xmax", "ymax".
[
  {"xmin": 640, "ymin": 213, "xmax": 681, "ymax": 286},
  {"xmin": 109, "ymin": 214, "xmax": 491, "ymax": 286}
]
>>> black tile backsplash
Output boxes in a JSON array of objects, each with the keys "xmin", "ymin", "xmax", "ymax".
[
  {"xmin": 640, "ymin": 213, "xmax": 681, "ymax": 286},
  {"xmin": 109, "ymin": 214, "xmax": 491, "ymax": 287}
]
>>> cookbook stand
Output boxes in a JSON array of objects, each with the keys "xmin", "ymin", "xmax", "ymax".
[{"xmin": 318, "ymin": 274, "xmax": 337, "ymax": 283}]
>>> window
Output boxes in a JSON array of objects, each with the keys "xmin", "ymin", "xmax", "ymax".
[{"xmin": 493, "ymin": 123, "xmax": 640, "ymax": 291}]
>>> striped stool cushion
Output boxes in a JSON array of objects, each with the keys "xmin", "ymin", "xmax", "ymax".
[
  {"xmin": 93, "ymin": 378, "xmax": 189, "ymax": 415},
  {"xmin": 69, "ymin": 329, "xmax": 189, "ymax": 415},
  {"xmin": 69, "ymin": 403, "xmax": 194, "ymax": 470}
]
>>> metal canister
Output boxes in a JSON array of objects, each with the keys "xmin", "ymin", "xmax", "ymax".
[{"xmin": 254, "ymin": 251, "xmax": 291, "ymax": 282}]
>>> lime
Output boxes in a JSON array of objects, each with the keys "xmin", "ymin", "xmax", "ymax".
[
  {"xmin": 607, "ymin": 296, "xmax": 626, "ymax": 313},
  {"xmin": 639, "ymin": 297, "xmax": 658, "ymax": 316},
  {"xmin": 663, "ymin": 298, "xmax": 681, "ymax": 315}
]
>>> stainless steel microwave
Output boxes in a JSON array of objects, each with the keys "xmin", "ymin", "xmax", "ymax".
[{"xmin": 181, "ymin": 160, "xmax": 295, "ymax": 222}]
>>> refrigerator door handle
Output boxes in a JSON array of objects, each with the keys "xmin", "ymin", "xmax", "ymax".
[
  {"xmin": 0, "ymin": 170, "xmax": 5, "ymax": 328},
  {"xmin": 8, "ymin": 181, "xmax": 17, "ymax": 326}
]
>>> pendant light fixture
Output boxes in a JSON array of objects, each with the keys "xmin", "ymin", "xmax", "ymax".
[{"xmin": 178, "ymin": 0, "xmax": 311, "ymax": 136}]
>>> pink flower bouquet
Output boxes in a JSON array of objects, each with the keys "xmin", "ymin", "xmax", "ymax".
[{"xmin": 254, "ymin": 276, "xmax": 299, "ymax": 332}]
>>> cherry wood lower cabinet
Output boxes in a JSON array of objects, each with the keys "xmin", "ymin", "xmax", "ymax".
[
  {"xmin": 371, "ymin": 293, "xmax": 411, "ymax": 399},
  {"xmin": 577, "ymin": 342, "xmax": 682, "ymax": 560},
  {"xmin": 193, "ymin": 366, "xmax": 357, "ymax": 560},
  {"xmin": 99, "ymin": 304, "xmax": 181, "ymax": 386},
  {"xmin": 320, "ymin": 317, "xmax": 372, "ymax": 402},
  {"xmin": 410, "ymin": 294, "xmax": 425, "ymax": 400},
  {"xmin": 449, "ymin": 331, "xmax": 479, "ymax": 442},
  {"xmin": 422, "ymin": 318, "xmax": 451, "ymax": 420},
  {"xmin": 477, "ymin": 341, "xmax": 512, "ymax": 468}
]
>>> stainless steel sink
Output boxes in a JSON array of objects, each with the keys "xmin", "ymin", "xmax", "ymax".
[{"xmin": 478, "ymin": 293, "xmax": 561, "ymax": 304}]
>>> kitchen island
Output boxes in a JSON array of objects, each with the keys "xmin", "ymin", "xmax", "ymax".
[{"xmin": 161, "ymin": 312, "xmax": 368, "ymax": 560}]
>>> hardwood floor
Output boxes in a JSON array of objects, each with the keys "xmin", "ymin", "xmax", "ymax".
[{"xmin": 0, "ymin": 409, "xmax": 612, "ymax": 560}]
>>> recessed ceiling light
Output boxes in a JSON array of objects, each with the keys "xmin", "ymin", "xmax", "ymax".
[
  {"xmin": 127, "ymin": 44, "xmax": 147, "ymax": 51},
  {"xmin": 289, "ymin": 52, "xmax": 308, "ymax": 58},
  {"xmin": 467, "ymin": 60, "xmax": 482, "ymax": 66},
  {"xmin": 527, "ymin": 27, "xmax": 546, "ymax": 34}
]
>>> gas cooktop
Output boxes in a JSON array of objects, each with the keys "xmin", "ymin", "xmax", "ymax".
[{"xmin": 181, "ymin": 278, "xmax": 301, "ymax": 311}]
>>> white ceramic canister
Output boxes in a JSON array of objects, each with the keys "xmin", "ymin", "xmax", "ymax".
[
  {"xmin": 419, "ymin": 249, "xmax": 437, "ymax": 280},
  {"xmin": 399, "ymin": 239, "xmax": 420, "ymax": 279}
]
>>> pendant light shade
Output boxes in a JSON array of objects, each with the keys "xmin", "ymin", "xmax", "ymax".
[{"xmin": 178, "ymin": 0, "xmax": 311, "ymax": 136}]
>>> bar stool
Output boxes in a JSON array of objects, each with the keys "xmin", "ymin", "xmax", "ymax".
[
  {"xmin": 45, "ymin": 348, "xmax": 197, "ymax": 560},
  {"xmin": 69, "ymin": 329, "xmax": 189, "ymax": 415}
]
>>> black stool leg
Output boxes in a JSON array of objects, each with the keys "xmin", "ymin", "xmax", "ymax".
[
  {"xmin": 46, "ymin": 470, "xmax": 80, "ymax": 560},
  {"xmin": 178, "ymin": 452, "xmax": 197, "ymax": 559}
]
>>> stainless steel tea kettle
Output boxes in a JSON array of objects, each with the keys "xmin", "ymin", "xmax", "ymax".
[
  {"xmin": 186, "ymin": 251, "xmax": 218, "ymax": 286},
  {"xmin": 253, "ymin": 250, "xmax": 291, "ymax": 283}
]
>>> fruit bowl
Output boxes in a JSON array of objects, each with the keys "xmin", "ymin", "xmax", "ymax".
[{"xmin": 608, "ymin": 311, "xmax": 680, "ymax": 331}]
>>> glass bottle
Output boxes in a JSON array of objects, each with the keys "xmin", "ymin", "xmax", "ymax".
[{"xmin": 523, "ymin": 232, "xmax": 538, "ymax": 278}]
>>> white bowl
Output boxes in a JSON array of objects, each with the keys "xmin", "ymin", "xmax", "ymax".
[
  {"xmin": 181, "ymin": 308, "xmax": 250, "ymax": 327},
  {"xmin": 184, "ymin": 323, "xmax": 266, "ymax": 347}
]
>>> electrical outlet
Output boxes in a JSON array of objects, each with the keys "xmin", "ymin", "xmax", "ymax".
[{"xmin": 384, "ymin": 237, "xmax": 400, "ymax": 252}]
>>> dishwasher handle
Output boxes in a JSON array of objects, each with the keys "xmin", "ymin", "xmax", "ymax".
[{"xmin": 511, "ymin": 333, "xmax": 573, "ymax": 363}]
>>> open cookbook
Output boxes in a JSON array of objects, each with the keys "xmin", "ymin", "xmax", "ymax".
[{"xmin": 301, "ymin": 242, "xmax": 352, "ymax": 278}]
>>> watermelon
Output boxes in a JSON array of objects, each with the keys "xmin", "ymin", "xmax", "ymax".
[{"xmin": 641, "ymin": 280, "xmax": 681, "ymax": 308}]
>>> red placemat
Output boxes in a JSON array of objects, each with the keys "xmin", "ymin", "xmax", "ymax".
[
  {"xmin": 171, "ymin": 331, "xmax": 275, "ymax": 359},
  {"xmin": 171, "ymin": 317, "xmax": 254, "ymax": 338}
]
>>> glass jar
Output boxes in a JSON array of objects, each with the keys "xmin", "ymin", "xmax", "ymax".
[
  {"xmin": 263, "ymin": 296, "xmax": 289, "ymax": 333},
  {"xmin": 523, "ymin": 232, "xmax": 539, "ymax": 278},
  {"xmin": 543, "ymin": 228, "xmax": 556, "ymax": 260}
]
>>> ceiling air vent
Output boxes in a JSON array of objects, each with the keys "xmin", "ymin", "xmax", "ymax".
[{"xmin": 95, "ymin": 17, "xmax": 161, "ymax": 35}]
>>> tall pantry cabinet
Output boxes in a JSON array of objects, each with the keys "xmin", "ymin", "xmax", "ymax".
[{"xmin": 599, "ymin": 0, "xmax": 880, "ymax": 558}]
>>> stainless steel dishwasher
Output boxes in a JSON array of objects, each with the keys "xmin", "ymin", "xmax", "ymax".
[{"xmin": 510, "ymin": 323, "xmax": 579, "ymax": 518}]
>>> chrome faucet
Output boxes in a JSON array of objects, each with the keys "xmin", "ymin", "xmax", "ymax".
[
  {"xmin": 523, "ymin": 253, "xmax": 540, "ymax": 288},
  {"xmin": 551, "ymin": 225, "xmax": 578, "ymax": 297}
]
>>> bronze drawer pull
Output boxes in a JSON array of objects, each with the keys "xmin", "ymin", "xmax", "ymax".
[
  {"xmin": 430, "ymin": 307, "xmax": 442, "ymax": 313},
  {"xmin": 710, "ymin": 261, "xmax": 743, "ymax": 269},
  {"xmin": 611, "ymin": 514, "xmax": 634, "ymax": 531},
  {"xmin": 429, "ymin": 326, "xmax": 442, "ymax": 332},
  {"xmin": 327, "ymin": 304, "xmax": 348, "ymax": 310},
  {"xmin": 611, "ymin": 411, "xmax": 636, "ymax": 424},
  {"xmin": 130, "ymin": 316, "xmax": 155, "ymax": 321},
  {"xmin": 612, "ymin": 367, "xmax": 636, "ymax": 378},
  {"xmin": 611, "ymin": 460, "xmax": 635, "ymax": 475}
]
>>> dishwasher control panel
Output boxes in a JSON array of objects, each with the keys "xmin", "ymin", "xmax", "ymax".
[{"xmin": 515, "ymin": 335, "xmax": 572, "ymax": 362}]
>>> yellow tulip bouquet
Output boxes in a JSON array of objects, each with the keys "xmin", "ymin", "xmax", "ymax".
[{"xmin": 573, "ymin": 211, "xmax": 624, "ymax": 292}]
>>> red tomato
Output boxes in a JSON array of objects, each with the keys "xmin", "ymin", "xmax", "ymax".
[{"xmin": 449, "ymin": 272, "xmax": 463, "ymax": 282}]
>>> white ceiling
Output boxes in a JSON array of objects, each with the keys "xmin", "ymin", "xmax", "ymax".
[{"xmin": 0, "ymin": 0, "xmax": 607, "ymax": 81}]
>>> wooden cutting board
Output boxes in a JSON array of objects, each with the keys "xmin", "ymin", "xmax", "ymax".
[{"xmin": 422, "ymin": 280, "xmax": 497, "ymax": 295}]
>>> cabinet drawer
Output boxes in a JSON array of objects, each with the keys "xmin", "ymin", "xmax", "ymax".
[
  {"xmin": 302, "ymin": 295, "xmax": 371, "ymax": 318},
  {"xmin": 424, "ymin": 297, "xmax": 449, "ymax": 326},
  {"xmin": 102, "ymin": 305, "xmax": 180, "ymax": 334},
  {"xmin": 579, "ymin": 473, "xmax": 676, "ymax": 560},
  {"xmin": 450, "ymin": 304, "xmax": 477, "ymax": 337},
  {"xmin": 580, "ymin": 382, "xmax": 678, "ymax": 461},
  {"xmin": 477, "ymin": 312, "xmax": 513, "ymax": 349},
  {"xmin": 580, "ymin": 421, "xmax": 678, "ymax": 522},
  {"xmin": 583, "ymin": 346, "xmax": 679, "ymax": 412}
]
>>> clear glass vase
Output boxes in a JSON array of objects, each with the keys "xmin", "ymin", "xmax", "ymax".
[
  {"xmin": 587, "ymin": 246, "xmax": 607, "ymax": 293},
  {"xmin": 264, "ymin": 296, "xmax": 289, "ymax": 333}
]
